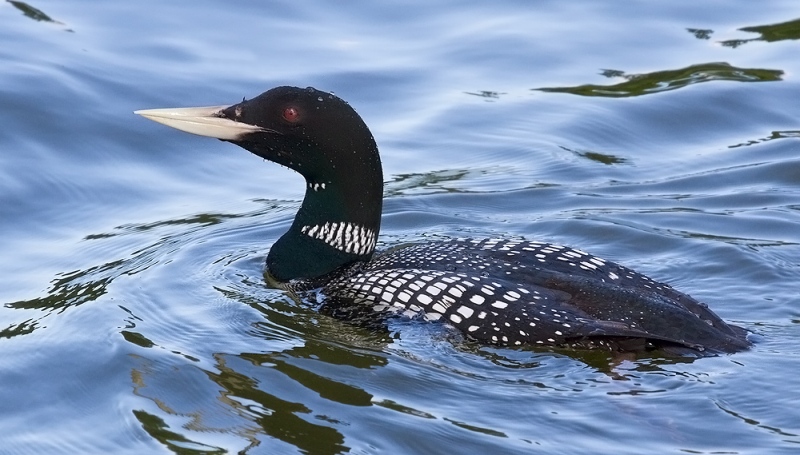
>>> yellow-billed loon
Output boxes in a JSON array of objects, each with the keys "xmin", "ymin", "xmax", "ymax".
[{"xmin": 135, "ymin": 86, "xmax": 751, "ymax": 355}]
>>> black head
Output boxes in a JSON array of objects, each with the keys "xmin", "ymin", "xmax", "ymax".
[
  {"xmin": 216, "ymin": 86, "xmax": 380, "ymax": 183},
  {"xmin": 136, "ymin": 86, "xmax": 385, "ymax": 282}
]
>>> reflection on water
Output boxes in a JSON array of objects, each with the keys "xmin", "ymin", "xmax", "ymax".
[
  {"xmin": 728, "ymin": 130, "xmax": 800, "ymax": 149},
  {"xmin": 3, "ymin": 144, "xmax": 797, "ymax": 452},
  {"xmin": 132, "ymin": 409, "xmax": 228, "ymax": 454},
  {"xmin": 0, "ymin": 319, "xmax": 37, "ymax": 338},
  {"xmin": 130, "ymin": 340, "xmax": 388, "ymax": 454},
  {"xmin": 2, "ymin": 1, "xmax": 800, "ymax": 453},
  {"xmin": 464, "ymin": 90, "xmax": 505, "ymax": 100},
  {"xmin": 6, "ymin": 0, "xmax": 72, "ymax": 31},
  {"xmin": 560, "ymin": 146, "xmax": 628, "ymax": 165},
  {"xmin": 7, "ymin": 261, "xmax": 117, "ymax": 313},
  {"xmin": 6, "ymin": 0, "xmax": 60, "ymax": 23},
  {"xmin": 1, "ymin": 203, "xmax": 289, "ymax": 340},
  {"xmin": 126, "ymin": 263, "xmax": 717, "ymax": 454},
  {"xmin": 686, "ymin": 17, "xmax": 800, "ymax": 49},
  {"xmin": 720, "ymin": 17, "xmax": 800, "ymax": 48},
  {"xmin": 537, "ymin": 62, "xmax": 783, "ymax": 98},
  {"xmin": 686, "ymin": 28, "xmax": 713, "ymax": 40},
  {"xmin": 385, "ymin": 169, "xmax": 471, "ymax": 196},
  {"xmin": 49, "ymin": 198, "xmax": 741, "ymax": 454}
]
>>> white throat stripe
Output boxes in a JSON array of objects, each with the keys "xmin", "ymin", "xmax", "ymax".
[{"xmin": 301, "ymin": 222, "xmax": 376, "ymax": 255}]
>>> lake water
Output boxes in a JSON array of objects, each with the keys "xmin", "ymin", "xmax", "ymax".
[{"xmin": 1, "ymin": 1, "xmax": 799, "ymax": 454}]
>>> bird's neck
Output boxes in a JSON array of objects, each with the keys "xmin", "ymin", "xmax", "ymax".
[{"xmin": 267, "ymin": 162, "xmax": 384, "ymax": 283}]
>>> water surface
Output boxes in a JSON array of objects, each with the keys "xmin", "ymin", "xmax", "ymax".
[{"xmin": 1, "ymin": 1, "xmax": 799, "ymax": 454}]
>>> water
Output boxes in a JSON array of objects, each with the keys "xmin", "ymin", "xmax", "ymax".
[{"xmin": 1, "ymin": 1, "xmax": 799, "ymax": 453}]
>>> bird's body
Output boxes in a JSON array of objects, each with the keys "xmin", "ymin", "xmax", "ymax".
[{"xmin": 136, "ymin": 86, "xmax": 751, "ymax": 355}]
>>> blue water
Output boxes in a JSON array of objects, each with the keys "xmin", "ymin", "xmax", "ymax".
[{"xmin": 1, "ymin": 1, "xmax": 799, "ymax": 453}]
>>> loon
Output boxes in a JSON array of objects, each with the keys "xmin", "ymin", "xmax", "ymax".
[{"xmin": 136, "ymin": 86, "xmax": 751, "ymax": 355}]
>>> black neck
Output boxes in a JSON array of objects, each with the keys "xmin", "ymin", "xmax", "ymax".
[{"xmin": 266, "ymin": 148, "xmax": 383, "ymax": 283}]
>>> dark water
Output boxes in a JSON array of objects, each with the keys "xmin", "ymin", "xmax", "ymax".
[{"xmin": 1, "ymin": 1, "xmax": 799, "ymax": 454}]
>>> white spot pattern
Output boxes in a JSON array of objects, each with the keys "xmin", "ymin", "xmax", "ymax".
[
  {"xmin": 301, "ymin": 222, "xmax": 376, "ymax": 255},
  {"xmin": 310, "ymin": 237, "xmax": 716, "ymax": 350}
]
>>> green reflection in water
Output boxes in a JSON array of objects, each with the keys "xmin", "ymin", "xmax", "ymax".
[
  {"xmin": 374, "ymin": 399, "xmax": 436, "ymax": 419},
  {"xmin": 728, "ymin": 130, "xmax": 800, "ymax": 149},
  {"xmin": 444, "ymin": 417, "xmax": 508, "ymax": 438},
  {"xmin": 1, "ymin": 203, "xmax": 284, "ymax": 339},
  {"xmin": 560, "ymin": 146, "xmax": 628, "ymax": 165},
  {"xmin": 6, "ymin": 0, "xmax": 72, "ymax": 31},
  {"xmin": 205, "ymin": 352, "xmax": 351, "ymax": 454},
  {"xmin": 132, "ymin": 409, "xmax": 227, "ymax": 455},
  {"xmin": 385, "ymin": 169, "xmax": 470, "ymax": 196},
  {"xmin": 721, "ymin": 18, "xmax": 800, "ymax": 48},
  {"xmin": 6, "ymin": 262, "xmax": 118, "ymax": 312},
  {"xmin": 465, "ymin": 90, "xmax": 505, "ymax": 100},
  {"xmin": 0, "ymin": 319, "xmax": 38, "ymax": 339},
  {"xmin": 537, "ymin": 62, "xmax": 783, "ymax": 98},
  {"xmin": 687, "ymin": 28, "xmax": 713, "ymax": 40},
  {"xmin": 7, "ymin": 0, "xmax": 58, "ymax": 22},
  {"xmin": 122, "ymin": 330, "xmax": 156, "ymax": 348}
]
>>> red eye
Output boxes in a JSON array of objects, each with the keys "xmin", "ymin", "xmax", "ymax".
[{"xmin": 282, "ymin": 106, "xmax": 300, "ymax": 123}]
